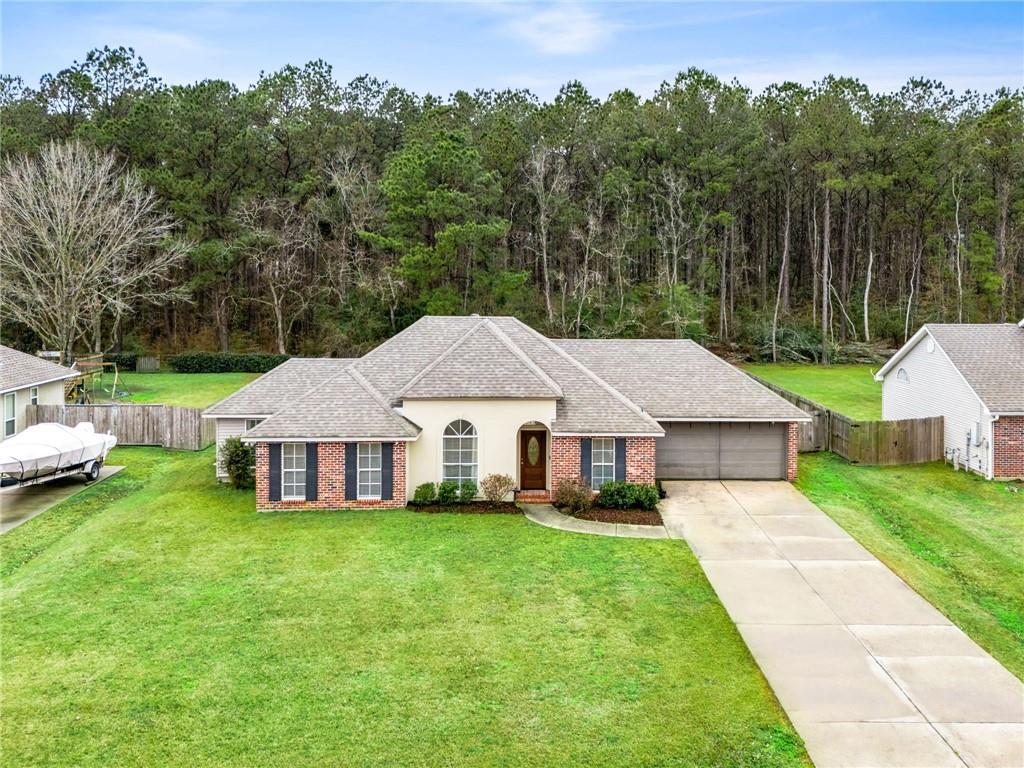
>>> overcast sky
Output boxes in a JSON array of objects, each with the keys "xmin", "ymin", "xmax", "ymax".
[{"xmin": 3, "ymin": 1, "xmax": 1022, "ymax": 99}]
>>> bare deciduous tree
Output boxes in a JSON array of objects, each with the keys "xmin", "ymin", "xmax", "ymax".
[
  {"xmin": 0, "ymin": 140, "xmax": 189, "ymax": 358},
  {"xmin": 236, "ymin": 197, "xmax": 321, "ymax": 354}
]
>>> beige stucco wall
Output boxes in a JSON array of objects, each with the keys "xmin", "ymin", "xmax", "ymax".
[
  {"xmin": 2, "ymin": 380, "xmax": 67, "ymax": 440},
  {"xmin": 399, "ymin": 398, "xmax": 557, "ymax": 499}
]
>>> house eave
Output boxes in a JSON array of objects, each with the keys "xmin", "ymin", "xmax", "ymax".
[
  {"xmin": 241, "ymin": 434, "xmax": 421, "ymax": 444},
  {"xmin": 0, "ymin": 371, "xmax": 80, "ymax": 395}
]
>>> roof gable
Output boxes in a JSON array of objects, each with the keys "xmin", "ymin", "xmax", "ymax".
[
  {"xmin": 0, "ymin": 345, "xmax": 78, "ymax": 393},
  {"xmin": 878, "ymin": 324, "xmax": 1024, "ymax": 414},
  {"xmin": 243, "ymin": 366, "xmax": 420, "ymax": 441},
  {"xmin": 398, "ymin": 319, "xmax": 563, "ymax": 400}
]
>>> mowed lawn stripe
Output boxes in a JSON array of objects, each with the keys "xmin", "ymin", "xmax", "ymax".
[{"xmin": 1, "ymin": 447, "xmax": 808, "ymax": 768}]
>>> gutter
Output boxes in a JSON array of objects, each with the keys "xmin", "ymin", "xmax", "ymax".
[{"xmin": 1, "ymin": 371, "xmax": 80, "ymax": 395}]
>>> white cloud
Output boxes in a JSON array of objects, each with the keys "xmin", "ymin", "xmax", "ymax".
[{"xmin": 493, "ymin": 2, "xmax": 617, "ymax": 56}]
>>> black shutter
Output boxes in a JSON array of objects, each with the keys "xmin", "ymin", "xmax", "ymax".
[
  {"xmin": 580, "ymin": 438, "xmax": 592, "ymax": 485},
  {"xmin": 268, "ymin": 443, "xmax": 282, "ymax": 501},
  {"xmin": 345, "ymin": 443, "xmax": 358, "ymax": 500},
  {"xmin": 381, "ymin": 443, "xmax": 394, "ymax": 500},
  {"xmin": 615, "ymin": 438, "xmax": 626, "ymax": 481},
  {"xmin": 305, "ymin": 443, "xmax": 318, "ymax": 501}
]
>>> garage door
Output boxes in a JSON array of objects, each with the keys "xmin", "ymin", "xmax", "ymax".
[{"xmin": 656, "ymin": 422, "xmax": 786, "ymax": 479}]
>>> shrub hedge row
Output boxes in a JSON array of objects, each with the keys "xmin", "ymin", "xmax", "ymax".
[
  {"xmin": 168, "ymin": 352, "xmax": 290, "ymax": 373},
  {"xmin": 102, "ymin": 353, "xmax": 139, "ymax": 370}
]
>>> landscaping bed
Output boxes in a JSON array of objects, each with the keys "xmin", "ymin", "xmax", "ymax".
[
  {"xmin": 412, "ymin": 501, "xmax": 520, "ymax": 515},
  {"xmin": 572, "ymin": 507, "xmax": 663, "ymax": 526}
]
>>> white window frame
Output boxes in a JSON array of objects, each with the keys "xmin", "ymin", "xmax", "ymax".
[
  {"xmin": 281, "ymin": 443, "xmax": 306, "ymax": 500},
  {"xmin": 591, "ymin": 437, "xmax": 616, "ymax": 490},
  {"xmin": 3, "ymin": 392, "xmax": 15, "ymax": 438},
  {"xmin": 357, "ymin": 442, "xmax": 382, "ymax": 500},
  {"xmin": 30, "ymin": 387, "xmax": 39, "ymax": 405},
  {"xmin": 244, "ymin": 418, "xmax": 263, "ymax": 432},
  {"xmin": 442, "ymin": 420, "xmax": 478, "ymax": 483}
]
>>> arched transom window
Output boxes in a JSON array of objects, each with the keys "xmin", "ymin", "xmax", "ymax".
[
  {"xmin": 443, "ymin": 419, "xmax": 478, "ymax": 483},
  {"xmin": 897, "ymin": 368, "xmax": 909, "ymax": 383}
]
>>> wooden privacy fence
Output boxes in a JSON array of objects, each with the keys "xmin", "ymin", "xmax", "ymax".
[
  {"xmin": 135, "ymin": 356, "xmax": 160, "ymax": 372},
  {"xmin": 747, "ymin": 374, "xmax": 943, "ymax": 465},
  {"xmin": 26, "ymin": 404, "xmax": 214, "ymax": 451}
]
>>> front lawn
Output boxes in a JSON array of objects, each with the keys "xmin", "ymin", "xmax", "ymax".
[
  {"xmin": 1, "ymin": 447, "xmax": 808, "ymax": 767},
  {"xmin": 743, "ymin": 363, "xmax": 881, "ymax": 419},
  {"xmin": 91, "ymin": 371, "xmax": 259, "ymax": 408},
  {"xmin": 798, "ymin": 454, "xmax": 1024, "ymax": 679}
]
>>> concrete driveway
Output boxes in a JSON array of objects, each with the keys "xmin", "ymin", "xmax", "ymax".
[{"xmin": 661, "ymin": 480, "xmax": 1024, "ymax": 768}]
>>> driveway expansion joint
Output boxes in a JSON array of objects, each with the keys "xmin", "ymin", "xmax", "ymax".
[{"xmin": 660, "ymin": 479, "xmax": 1023, "ymax": 768}]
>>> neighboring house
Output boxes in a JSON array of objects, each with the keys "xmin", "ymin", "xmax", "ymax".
[
  {"xmin": 875, "ymin": 321, "xmax": 1024, "ymax": 480},
  {"xmin": 0, "ymin": 345, "xmax": 79, "ymax": 441},
  {"xmin": 202, "ymin": 316, "xmax": 809, "ymax": 510}
]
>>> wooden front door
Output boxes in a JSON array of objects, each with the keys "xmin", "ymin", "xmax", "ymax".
[{"xmin": 519, "ymin": 431, "xmax": 547, "ymax": 490}]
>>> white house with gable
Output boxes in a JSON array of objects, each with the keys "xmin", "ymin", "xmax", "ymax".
[{"xmin": 875, "ymin": 321, "xmax": 1024, "ymax": 480}]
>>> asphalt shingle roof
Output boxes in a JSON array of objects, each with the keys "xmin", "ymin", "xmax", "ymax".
[
  {"xmin": 0, "ymin": 345, "xmax": 78, "ymax": 394},
  {"xmin": 244, "ymin": 367, "xmax": 420, "ymax": 441},
  {"xmin": 209, "ymin": 315, "xmax": 814, "ymax": 440},
  {"xmin": 202, "ymin": 358, "xmax": 356, "ymax": 417},
  {"xmin": 555, "ymin": 338, "xmax": 811, "ymax": 422},
  {"xmin": 925, "ymin": 324, "xmax": 1024, "ymax": 414},
  {"xmin": 398, "ymin": 320, "xmax": 563, "ymax": 399}
]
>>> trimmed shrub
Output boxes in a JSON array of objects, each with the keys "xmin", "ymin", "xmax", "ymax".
[
  {"xmin": 480, "ymin": 473, "xmax": 515, "ymax": 503},
  {"xmin": 412, "ymin": 482, "xmax": 437, "ymax": 505},
  {"xmin": 554, "ymin": 477, "xmax": 593, "ymax": 514},
  {"xmin": 436, "ymin": 480, "xmax": 460, "ymax": 505},
  {"xmin": 168, "ymin": 351, "xmax": 290, "ymax": 373},
  {"xmin": 457, "ymin": 480, "xmax": 477, "ymax": 503},
  {"xmin": 222, "ymin": 437, "xmax": 255, "ymax": 489},
  {"xmin": 596, "ymin": 481, "xmax": 660, "ymax": 510}
]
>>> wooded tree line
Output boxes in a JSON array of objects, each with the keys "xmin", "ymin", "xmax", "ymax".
[{"xmin": 2, "ymin": 47, "xmax": 1022, "ymax": 361}]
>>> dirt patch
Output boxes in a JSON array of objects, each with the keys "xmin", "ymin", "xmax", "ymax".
[
  {"xmin": 412, "ymin": 501, "xmax": 521, "ymax": 515},
  {"xmin": 569, "ymin": 507, "xmax": 664, "ymax": 526}
]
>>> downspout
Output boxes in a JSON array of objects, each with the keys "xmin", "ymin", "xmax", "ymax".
[{"xmin": 986, "ymin": 413, "xmax": 998, "ymax": 480}]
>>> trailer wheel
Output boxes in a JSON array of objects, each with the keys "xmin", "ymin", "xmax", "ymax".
[{"xmin": 85, "ymin": 461, "xmax": 102, "ymax": 482}]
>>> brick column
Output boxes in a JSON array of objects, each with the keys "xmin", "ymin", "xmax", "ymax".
[
  {"xmin": 786, "ymin": 422, "xmax": 799, "ymax": 482},
  {"xmin": 993, "ymin": 416, "xmax": 1024, "ymax": 480}
]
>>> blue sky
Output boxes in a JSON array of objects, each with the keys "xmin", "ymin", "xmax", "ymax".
[{"xmin": 3, "ymin": 2, "xmax": 1022, "ymax": 98}]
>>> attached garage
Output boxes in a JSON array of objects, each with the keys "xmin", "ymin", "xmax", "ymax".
[{"xmin": 656, "ymin": 422, "xmax": 787, "ymax": 480}]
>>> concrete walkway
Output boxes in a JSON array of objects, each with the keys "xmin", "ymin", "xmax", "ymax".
[
  {"xmin": 520, "ymin": 503, "xmax": 669, "ymax": 539},
  {"xmin": 0, "ymin": 466, "xmax": 124, "ymax": 534},
  {"xmin": 661, "ymin": 480, "xmax": 1023, "ymax": 768}
]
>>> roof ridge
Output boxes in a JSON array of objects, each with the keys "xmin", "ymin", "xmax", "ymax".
[
  {"xmin": 479, "ymin": 319, "xmax": 564, "ymax": 397},
  {"xmin": 395, "ymin": 319, "xmax": 487, "ymax": 398},
  {"xmin": 505, "ymin": 318, "xmax": 662, "ymax": 431}
]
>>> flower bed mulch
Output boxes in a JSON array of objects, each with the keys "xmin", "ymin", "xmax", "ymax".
[
  {"xmin": 411, "ymin": 501, "xmax": 521, "ymax": 515},
  {"xmin": 570, "ymin": 507, "xmax": 664, "ymax": 526}
]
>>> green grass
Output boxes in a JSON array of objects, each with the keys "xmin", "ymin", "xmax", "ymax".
[
  {"xmin": 91, "ymin": 371, "xmax": 259, "ymax": 408},
  {"xmin": 1, "ymin": 447, "xmax": 808, "ymax": 768},
  {"xmin": 797, "ymin": 454, "xmax": 1024, "ymax": 678},
  {"xmin": 742, "ymin": 363, "xmax": 881, "ymax": 420}
]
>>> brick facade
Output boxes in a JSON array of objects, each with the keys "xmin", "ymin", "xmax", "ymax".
[
  {"xmin": 993, "ymin": 416, "xmax": 1024, "ymax": 480},
  {"xmin": 533, "ymin": 435, "xmax": 657, "ymax": 502},
  {"xmin": 786, "ymin": 422, "xmax": 799, "ymax": 482},
  {"xmin": 625, "ymin": 436, "xmax": 657, "ymax": 484},
  {"xmin": 255, "ymin": 441, "xmax": 407, "ymax": 511}
]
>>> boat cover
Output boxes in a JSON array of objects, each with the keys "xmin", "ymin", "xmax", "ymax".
[{"xmin": 0, "ymin": 422, "xmax": 117, "ymax": 480}]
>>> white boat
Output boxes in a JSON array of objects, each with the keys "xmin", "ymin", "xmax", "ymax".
[{"xmin": 0, "ymin": 422, "xmax": 117, "ymax": 484}]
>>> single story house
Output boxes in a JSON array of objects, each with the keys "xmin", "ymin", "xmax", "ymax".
[
  {"xmin": 203, "ymin": 316, "xmax": 809, "ymax": 510},
  {"xmin": 875, "ymin": 321, "xmax": 1024, "ymax": 480},
  {"xmin": 0, "ymin": 345, "xmax": 79, "ymax": 441}
]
